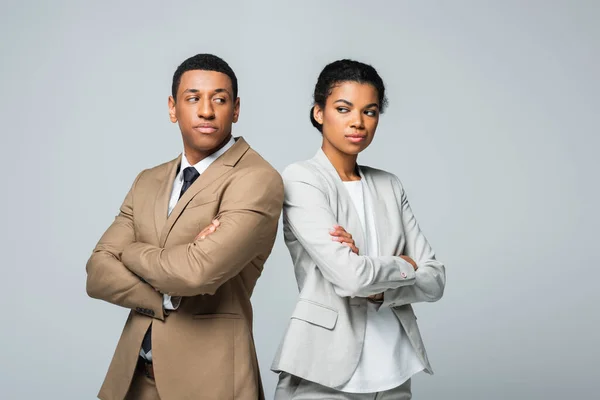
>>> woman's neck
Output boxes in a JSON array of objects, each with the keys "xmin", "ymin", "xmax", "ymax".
[{"xmin": 321, "ymin": 139, "xmax": 360, "ymax": 181}]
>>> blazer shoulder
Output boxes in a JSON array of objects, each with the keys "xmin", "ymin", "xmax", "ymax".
[
  {"xmin": 361, "ymin": 165, "xmax": 404, "ymax": 188},
  {"xmin": 282, "ymin": 159, "xmax": 328, "ymax": 187},
  {"xmin": 236, "ymin": 148, "xmax": 282, "ymax": 182},
  {"xmin": 138, "ymin": 156, "xmax": 178, "ymax": 178},
  {"xmin": 125, "ymin": 157, "xmax": 178, "ymax": 193}
]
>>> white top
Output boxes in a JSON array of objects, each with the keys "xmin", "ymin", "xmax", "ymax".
[
  {"xmin": 336, "ymin": 177, "xmax": 424, "ymax": 393},
  {"xmin": 140, "ymin": 136, "xmax": 235, "ymax": 361}
]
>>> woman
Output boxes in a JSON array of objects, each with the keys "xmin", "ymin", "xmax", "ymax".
[{"xmin": 271, "ymin": 60, "xmax": 446, "ymax": 399}]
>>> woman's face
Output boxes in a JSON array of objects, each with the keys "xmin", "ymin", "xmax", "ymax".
[{"xmin": 314, "ymin": 81, "xmax": 380, "ymax": 156}]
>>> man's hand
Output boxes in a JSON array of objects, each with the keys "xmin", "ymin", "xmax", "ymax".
[
  {"xmin": 195, "ymin": 219, "xmax": 221, "ymax": 240},
  {"xmin": 150, "ymin": 219, "xmax": 220, "ymax": 294},
  {"xmin": 399, "ymin": 255, "xmax": 418, "ymax": 271},
  {"xmin": 329, "ymin": 225, "xmax": 359, "ymax": 254}
]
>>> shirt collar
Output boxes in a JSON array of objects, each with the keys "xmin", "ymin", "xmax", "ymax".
[{"xmin": 180, "ymin": 136, "xmax": 236, "ymax": 177}]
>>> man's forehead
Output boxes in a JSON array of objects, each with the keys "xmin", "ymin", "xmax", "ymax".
[{"xmin": 180, "ymin": 69, "xmax": 233, "ymax": 90}]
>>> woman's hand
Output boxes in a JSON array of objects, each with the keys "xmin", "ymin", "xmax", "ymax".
[
  {"xmin": 329, "ymin": 225, "xmax": 359, "ymax": 254},
  {"xmin": 399, "ymin": 255, "xmax": 418, "ymax": 271},
  {"xmin": 329, "ymin": 225, "xmax": 383, "ymax": 302}
]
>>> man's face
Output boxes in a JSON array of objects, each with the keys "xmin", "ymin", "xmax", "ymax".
[{"xmin": 168, "ymin": 70, "xmax": 240, "ymax": 162}]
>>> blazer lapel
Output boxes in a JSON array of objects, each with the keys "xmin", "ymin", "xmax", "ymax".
[
  {"xmin": 158, "ymin": 137, "xmax": 250, "ymax": 246},
  {"xmin": 312, "ymin": 149, "xmax": 367, "ymax": 255},
  {"xmin": 154, "ymin": 155, "xmax": 180, "ymax": 243}
]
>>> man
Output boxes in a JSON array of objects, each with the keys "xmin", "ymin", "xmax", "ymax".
[{"xmin": 86, "ymin": 54, "xmax": 283, "ymax": 400}]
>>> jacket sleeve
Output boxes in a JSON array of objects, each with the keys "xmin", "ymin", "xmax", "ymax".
[
  {"xmin": 381, "ymin": 176, "xmax": 446, "ymax": 308},
  {"xmin": 121, "ymin": 168, "xmax": 284, "ymax": 297},
  {"xmin": 282, "ymin": 164, "xmax": 417, "ymax": 298},
  {"xmin": 86, "ymin": 170, "xmax": 165, "ymax": 320}
]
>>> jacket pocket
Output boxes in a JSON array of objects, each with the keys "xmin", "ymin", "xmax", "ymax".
[
  {"xmin": 186, "ymin": 193, "xmax": 219, "ymax": 209},
  {"xmin": 290, "ymin": 299, "xmax": 338, "ymax": 330}
]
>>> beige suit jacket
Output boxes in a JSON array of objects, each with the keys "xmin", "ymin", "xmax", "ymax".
[{"xmin": 86, "ymin": 137, "xmax": 283, "ymax": 400}]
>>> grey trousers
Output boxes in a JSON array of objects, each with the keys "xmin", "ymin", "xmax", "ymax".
[{"xmin": 274, "ymin": 372, "xmax": 412, "ymax": 400}]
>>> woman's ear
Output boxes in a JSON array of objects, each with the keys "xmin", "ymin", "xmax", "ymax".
[{"xmin": 313, "ymin": 105, "xmax": 324, "ymax": 125}]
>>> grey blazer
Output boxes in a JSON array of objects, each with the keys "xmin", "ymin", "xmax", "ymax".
[{"xmin": 271, "ymin": 149, "xmax": 446, "ymax": 389}]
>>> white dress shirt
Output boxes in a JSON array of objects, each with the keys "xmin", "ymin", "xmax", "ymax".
[
  {"xmin": 336, "ymin": 177, "xmax": 424, "ymax": 393},
  {"xmin": 140, "ymin": 136, "xmax": 235, "ymax": 361}
]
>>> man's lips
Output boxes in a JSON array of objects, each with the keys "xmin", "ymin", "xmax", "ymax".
[{"xmin": 193, "ymin": 124, "xmax": 218, "ymax": 133}]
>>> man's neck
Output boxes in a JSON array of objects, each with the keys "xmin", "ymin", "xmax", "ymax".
[{"xmin": 184, "ymin": 134, "xmax": 233, "ymax": 165}]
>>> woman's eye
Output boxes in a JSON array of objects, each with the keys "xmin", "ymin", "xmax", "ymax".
[
  {"xmin": 336, "ymin": 107, "xmax": 349, "ymax": 113},
  {"xmin": 365, "ymin": 110, "xmax": 378, "ymax": 117}
]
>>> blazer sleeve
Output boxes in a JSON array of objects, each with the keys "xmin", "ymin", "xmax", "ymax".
[
  {"xmin": 121, "ymin": 168, "xmax": 284, "ymax": 297},
  {"xmin": 86, "ymin": 170, "xmax": 165, "ymax": 320},
  {"xmin": 381, "ymin": 176, "xmax": 446, "ymax": 308},
  {"xmin": 281, "ymin": 163, "xmax": 417, "ymax": 298}
]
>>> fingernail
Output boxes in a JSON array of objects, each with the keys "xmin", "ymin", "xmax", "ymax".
[{"xmin": 200, "ymin": 235, "xmax": 205, "ymax": 239}]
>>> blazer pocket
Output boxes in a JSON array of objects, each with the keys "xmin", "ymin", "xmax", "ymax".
[
  {"xmin": 193, "ymin": 313, "xmax": 243, "ymax": 320},
  {"xmin": 291, "ymin": 299, "xmax": 338, "ymax": 330},
  {"xmin": 186, "ymin": 193, "xmax": 219, "ymax": 209}
]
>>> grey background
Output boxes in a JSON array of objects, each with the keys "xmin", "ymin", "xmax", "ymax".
[{"xmin": 1, "ymin": 0, "xmax": 598, "ymax": 399}]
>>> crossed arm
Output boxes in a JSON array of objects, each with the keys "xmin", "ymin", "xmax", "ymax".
[
  {"xmin": 86, "ymin": 171, "xmax": 165, "ymax": 320},
  {"xmin": 86, "ymin": 168, "xmax": 284, "ymax": 314},
  {"xmin": 379, "ymin": 177, "xmax": 446, "ymax": 308},
  {"xmin": 330, "ymin": 177, "xmax": 446, "ymax": 307},
  {"xmin": 282, "ymin": 164, "xmax": 445, "ymax": 304}
]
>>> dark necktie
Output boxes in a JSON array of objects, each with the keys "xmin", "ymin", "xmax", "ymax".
[
  {"xmin": 179, "ymin": 166, "xmax": 200, "ymax": 199},
  {"xmin": 140, "ymin": 166, "xmax": 201, "ymax": 359}
]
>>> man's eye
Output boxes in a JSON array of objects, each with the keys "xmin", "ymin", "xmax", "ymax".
[{"xmin": 214, "ymin": 98, "xmax": 226, "ymax": 104}]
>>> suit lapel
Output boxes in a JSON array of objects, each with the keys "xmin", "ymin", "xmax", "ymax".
[
  {"xmin": 158, "ymin": 137, "xmax": 250, "ymax": 246},
  {"xmin": 154, "ymin": 155, "xmax": 180, "ymax": 243},
  {"xmin": 312, "ymin": 149, "xmax": 367, "ymax": 255},
  {"xmin": 360, "ymin": 169, "xmax": 389, "ymax": 256}
]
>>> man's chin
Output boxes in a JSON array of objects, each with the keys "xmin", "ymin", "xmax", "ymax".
[{"xmin": 187, "ymin": 135, "xmax": 231, "ymax": 153}]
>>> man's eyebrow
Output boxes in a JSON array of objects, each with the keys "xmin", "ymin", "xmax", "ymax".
[
  {"xmin": 182, "ymin": 88, "xmax": 232, "ymax": 96},
  {"xmin": 214, "ymin": 88, "xmax": 232, "ymax": 96}
]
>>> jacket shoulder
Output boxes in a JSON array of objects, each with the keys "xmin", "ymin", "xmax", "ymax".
[
  {"xmin": 282, "ymin": 159, "xmax": 329, "ymax": 187},
  {"xmin": 236, "ymin": 147, "xmax": 282, "ymax": 184}
]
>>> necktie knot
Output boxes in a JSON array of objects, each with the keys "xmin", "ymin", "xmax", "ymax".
[
  {"xmin": 182, "ymin": 167, "xmax": 200, "ymax": 183},
  {"xmin": 179, "ymin": 167, "xmax": 200, "ymax": 199}
]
